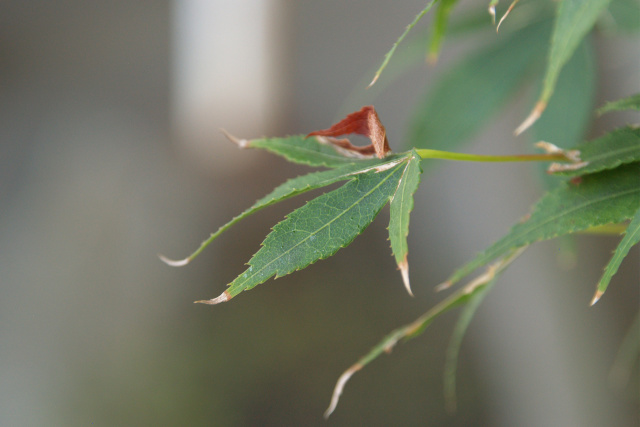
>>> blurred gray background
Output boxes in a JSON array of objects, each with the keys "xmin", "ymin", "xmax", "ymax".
[{"xmin": 0, "ymin": 1, "xmax": 638, "ymax": 426}]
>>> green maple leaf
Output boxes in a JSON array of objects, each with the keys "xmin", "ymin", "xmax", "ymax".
[
  {"xmin": 198, "ymin": 157, "xmax": 411, "ymax": 304},
  {"xmin": 593, "ymin": 205, "xmax": 640, "ymax": 304},
  {"xmin": 388, "ymin": 150, "xmax": 423, "ymax": 295},
  {"xmin": 547, "ymin": 126, "xmax": 640, "ymax": 176},
  {"xmin": 444, "ymin": 162, "xmax": 640, "ymax": 292},
  {"xmin": 517, "ymin": 0, "xmax": 613, "ymax": 134}
]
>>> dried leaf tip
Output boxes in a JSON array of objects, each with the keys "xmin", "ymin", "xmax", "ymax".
[
  {"xmin": 398, "ymin": 258, "xmax": 414, "ymax": 297},
  {"xmin": 547, "ymin": 161, "xmax": 589, "ymax": 173},
  {"xmin": 324, "ymin": 363, "xmax": 363, "ymax": 419},
  {"xmin": 496, "ymin": 0, "xmax": 520, "ymax": 33},
  {"xmin": 220, "ymin": 128, "xmax": 249, "ymax": 148},
  {"xmin": 159, "ymin": 254, "xmax": 191, "ymax": 267},
  {"xmin": 535, "ymin": 141, "xmax": 588, "ymax": 173},
  {"xmin": 435, "ymin": 280, "xmax": 453, "ymax": 292},
  {"xmin": 535, "ymin": 141, "xmax": 581, "ymax": 162},
  {"xmin": 496, "ymin": 13, "xmax": 507, "ymax": 33},
  {"xmin": 367, "ymin": 74, "xmax": 380, "ymax": 89},
  {"xmin": 515, "ymin": 100, "xmax": 547, "ymax": 135},
  {"xmin": 534, "ymin": 141, "xmax": 562, "ymax": 154},
  {"xmin": 195, "ymin": 290, "xmax": 231, "ymax": 305},
  {"xmin": 590, "ymin": 289, "xmax": 604, "ymax": 306}
]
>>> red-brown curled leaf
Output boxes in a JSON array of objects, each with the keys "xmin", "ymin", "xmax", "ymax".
[{"xmin": 307, "ymin": 106, "xmax": 392, "ymax": 159}]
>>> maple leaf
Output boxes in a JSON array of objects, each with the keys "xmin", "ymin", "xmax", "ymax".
[{"xmin": 307, "ymin": 105, "xmax": 392, "ymax": 159}]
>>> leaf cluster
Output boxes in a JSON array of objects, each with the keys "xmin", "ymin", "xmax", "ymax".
[{"xmin": 162, "ymin": 0, "xmax": 640, "ymax": 418}]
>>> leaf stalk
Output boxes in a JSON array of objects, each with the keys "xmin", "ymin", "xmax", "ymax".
[{"xmin": 415, "ymin": 148, "xmax": 567, "ymax": 163}]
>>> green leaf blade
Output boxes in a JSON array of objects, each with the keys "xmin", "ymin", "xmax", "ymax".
[
  {"xmin": 531, "ymin": 36, "xmax": 596, "ymax": 192},
  {"xmin": 246, "ymin": 134, "xmax": 376, "ymax": 168},
  {"xmin": 517, "ymin": 0, "xmax": 612, "ymax": 133},
  {"xmin": 428, "ymin": 0, "xmax": 460, "ymax": 63},
  {"xmin": 550, "ymin": 126, "xmax": 640, "ymax": 176},
  {"xmin": 532, "ymin": 37, "xmax": 596, "ymax": 150},
  {"xmin": 446, "ymin": 162, "xmax": 640, "ymax": 287},
  {"xmin": 253, "ymin": 157, "xmax": 402, "ymax": 207},
  {"xmin": 209, "ymin": 159, "xmax": 408, "ymax": 303},
  {"xmin": 544, "ymin": 0, "xmax": 612, "ymax": 102},
  {"xmin": 597, "ymin": 93, "xmax": 640, "ymax": 115},
  {"xmin": 593, "ymin": 205, "xmax": 640, "ymax": 304},
  {"xmin": 388, "ymin": 150, "xmax": 423, "ymax": 295}
]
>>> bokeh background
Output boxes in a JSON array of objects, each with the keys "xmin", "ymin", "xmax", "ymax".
[{"xmin": 1, "ymin": 1, "xmax": 638, "ymax": 425}]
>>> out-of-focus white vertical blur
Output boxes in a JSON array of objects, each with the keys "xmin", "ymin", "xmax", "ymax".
[{"xmin": 171, "ymin": 0, "xmax": 289, "ymax": 174}]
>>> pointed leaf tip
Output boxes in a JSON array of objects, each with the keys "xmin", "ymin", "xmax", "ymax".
[
  {"xmin": 159, "ymin": 254, "xmax": 191, "ymax": 267},
  {"xmin": 515, "ymin": 101, "xmax": 547, "ymax": 135},
  {"xmin": 590, "ymin": 289, "xmax": 604, "ymax": 306},
  {"xmin": 220, "ymin": 128, "xmax": 249, "ymax": 148},
  {"xmin": 398, "ymin": 259, "xmax": 413, "ymax": 296},
  {"xmin": 324, "ymin": 364, "xmax": 362, "ymax": 419},
  {"xmin": 367, "ymin": 75, "xmax": 379, "ymax": 89},
  {"xmin": 496, "ymin": 0, "xmax": 520, "ymax": 33},
  {"xmin": 435, "ymin": 280, "xmax": 452, "ymax": 292},
  {"xmin": 195, "ymin": 290, "xmax": 231, "ymax": 305}
]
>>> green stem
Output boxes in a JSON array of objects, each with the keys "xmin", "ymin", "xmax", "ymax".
[{"xmin": 415, "ymin": 148, "xmax": 567, "ymax": 163}]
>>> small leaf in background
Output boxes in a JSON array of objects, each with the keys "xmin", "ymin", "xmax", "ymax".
[
  {"xmin": 339, "ymin": 6, "xmax": 495, "ymax": 118},
  {"xmin": 428, "ymin": 0, "xmax": 460, "ymax": 64},
  {"xmin": 597, "ymin": 92, "xmax": 640, "ymax": 115},
  {"xmin": 531, "ymin": 36, "xmax": 596, "ymax": 186},
  {"xmin": 529, "ymin": 78, "xmax": 586, "ymax": 267},
  {"xmin": 592, "ymin": 206, "xmax": 640, "ymax": 304},
  {"xmin": 407, "ymin": 19, "xmax": 550, "ymax": 152},
  {"xmin": 307, "ymin": 105, "xmax": 392, "ymax": 159},
  {"xmin": 443, "ymin": 162, "xmax": 640, "ymax": 290},
  {"xmin": 516, "ymin": 0, "xmax": 613, "ymax": 134},
  {"xmin": 368, "ymin": 1, "xmax": 437, "ymax": 87},
  {"xmin": 222, "ymin": 130, "xmax": 374, "ymax": 168},
  {"xmin": 324, "ymin": 247, "xmax": 525, "ymax": 418},
  {"xmin": 547, "ymin": 126, "xmax": 640, "ymax": 175},
  {"xmin": 525, "ymin": 34, "xmax": 593, "ymax": 272},
  {"xmin": 444, "ymin": 276, "xmax": 496, "ymax": 413},
  {"xmin": 197, "ymin": 158, "xmax": 410, "ymax": 305},
  {"xmin": 388, "ymin": 150, "xmax": 423, "ymax": 295}
]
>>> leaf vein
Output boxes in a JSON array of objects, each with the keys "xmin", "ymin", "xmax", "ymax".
[{"xmin": 237, "ymin": 167, "xmax": 401, "ymax": 287}]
